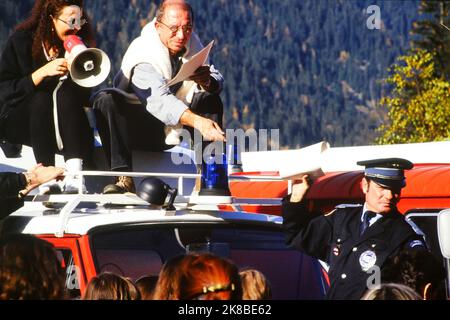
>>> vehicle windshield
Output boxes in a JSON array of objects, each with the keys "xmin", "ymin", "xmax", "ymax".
[{"xmin": 89, "ymin": 223, "xmax": 326, "ymax": 299}]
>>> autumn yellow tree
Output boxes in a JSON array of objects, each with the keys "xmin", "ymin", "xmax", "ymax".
[{"xmin": 377, "ymin": 49, "xmax": 450, "ymax": 144}]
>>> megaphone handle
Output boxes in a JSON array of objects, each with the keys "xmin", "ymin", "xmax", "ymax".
[
  {"xmin": 165, "ymin": 188, "xmax": 178, "ymax": 211},
  {"xmin": 52, "ymin": 79, "xmax": 66, "ymax": 151}
]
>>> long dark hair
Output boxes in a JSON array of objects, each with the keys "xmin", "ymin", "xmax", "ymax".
[
  {"xmin": 15, "ymin": 0, "xmax": 95, "ymax": 61},
  {"xmin": 0, "ymin": 234, "xmax": 66, "ymax": 300}
]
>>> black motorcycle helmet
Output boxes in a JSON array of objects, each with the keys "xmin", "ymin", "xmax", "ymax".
[{"xmin": 137, "ymin": 177, "xmax": 177, "ymax": 209}]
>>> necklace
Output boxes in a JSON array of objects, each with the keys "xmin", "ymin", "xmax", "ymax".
[{"xmin": 42, "ymin": 42, "xmax": 58, "ymax": 61}]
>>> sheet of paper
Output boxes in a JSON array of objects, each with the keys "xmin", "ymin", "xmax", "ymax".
[
  {"xmin": 165, "ymin": 40, "xmax": 214, "ymax": 87},
  {"xmin": 239, "ymin": 141, "xmax": 330, "ymax": 180},
  {"xmin": 229, "ymin": 168, "xmax": 325, "ymax": 181}
]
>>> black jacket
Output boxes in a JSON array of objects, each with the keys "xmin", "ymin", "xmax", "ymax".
[
  {"xmin": 0, "ymin": 29, "xmax": 60, "ymax": 129},
  {"xmin": 0, "ymin": 30, "xmax": 37, "ymax": 119},
  {"xmin": 0, "ymin": 172, "xmax": 26, "ymax": 219},
  {"xmin": 282, "ymin": 198, "xmax": 426, "ymax": 300}
]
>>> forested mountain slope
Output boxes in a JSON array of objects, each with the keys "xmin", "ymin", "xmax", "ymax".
[{"xmin": 0, "ymin": 0, "xmax": 420, "ymax": 148}]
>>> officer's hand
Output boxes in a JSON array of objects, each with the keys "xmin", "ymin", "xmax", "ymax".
[{"xmin": 290, "ymin": 175, "xmax": 312, "ymax": 203}]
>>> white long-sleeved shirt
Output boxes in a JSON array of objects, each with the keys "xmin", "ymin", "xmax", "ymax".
[{"xmin": 130, "ymin": 61, "xmax": 223, "ymax": 126}]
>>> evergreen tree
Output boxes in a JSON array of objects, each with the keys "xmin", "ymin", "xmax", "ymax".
[
  {"xmin": 377, "ymin": 49, "xmax": 450, "ymax": 144},
  {"xmin": 411, "ymin": 0, "xmax": 450, "ymax": 79},
  {"xmin": 0, "ymin": 0, "xmax": 421, "ymax": 148}
]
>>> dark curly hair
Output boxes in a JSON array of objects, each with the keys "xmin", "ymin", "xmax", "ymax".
[
  {"xmin": 0, "ymin": 234, "xmax": 66, "ymax": 300},
  {"xmin": 15, "ymin": 0, "xmax": 95, "ymax": 61},
  {"xmin": 382, "ymin": 249, "xmax": 446, "ymax": 299}
]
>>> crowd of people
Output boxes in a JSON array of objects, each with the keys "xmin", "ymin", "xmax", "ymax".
[
  {"xmin": 0, "ymin": 232, "xmax": 446, "ymax": 300},
  {"xmin": 0, "ymin": 233, "xmax": 272, "ymax": 300}
]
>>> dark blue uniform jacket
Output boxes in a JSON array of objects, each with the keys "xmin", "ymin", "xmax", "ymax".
[{"xmin": 282, "ymin": 199, "xmax": 426, "ymax": 300}]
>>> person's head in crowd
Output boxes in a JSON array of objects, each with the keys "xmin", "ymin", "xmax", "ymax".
[
  {"xmin": 155, "ymin": 0, "xmax": 194, "ymax": 56},
  {"xmin": 239, "ymin": 268, "xmax": 272, "ymax": 300},
  {"xmin": 16, "ymin": 0, "xmax": 95, "ymax": 61},
  {"xmin": 382, "ymin": 249, "xmax": 446, "ymax": 299},
  {"xmin": 361, "ymin": 283, "xmax": 422, "ymax": 300},
  {"xmin": 135, "ymin": 275, "xmax": 159, "ymax": 300},
  {"xmin": 0, "ymin": 234, "xmax": 66, "ymax": 300},
  {"xmin": 178, "ymin": 253, "xmax": 242, "ymax": 300},
  {"xmin": 82, "ymin": 272, "xmax": 141, "ymax": 300},
  {"xmin": 152, "ymin": 254, "xmax": 188, "ymax": 299}
]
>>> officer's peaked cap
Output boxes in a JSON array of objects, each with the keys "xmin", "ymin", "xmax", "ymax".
[{"xmin": 357, "ymin": 158, "xmax": 413, "ymax": 189}]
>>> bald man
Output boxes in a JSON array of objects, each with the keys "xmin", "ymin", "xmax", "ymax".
[{"xmin": 93, "ymin": 0, "xmax": 225, "ymax": 194}]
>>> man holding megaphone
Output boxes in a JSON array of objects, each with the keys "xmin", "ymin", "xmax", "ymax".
[{"xmin": 0, "ymin": 0, "xmax": 106, "ymax": 194}]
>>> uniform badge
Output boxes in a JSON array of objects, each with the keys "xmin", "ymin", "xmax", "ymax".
[
  {"xmin": 359, "ymin": 250, "xmax": 377, "ymax": 271},
  {"xmin": 332, "ymin": 246, "xmax": 340, "ymax": 256}
]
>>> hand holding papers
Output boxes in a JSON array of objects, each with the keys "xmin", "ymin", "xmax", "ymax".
[
  {"xmin": 189, "ymin": 65, "xmax": 212, "ymax": 88},
  {"xmin": 165, "ymin": 40, "xmax": 214, "ymax": 87}
]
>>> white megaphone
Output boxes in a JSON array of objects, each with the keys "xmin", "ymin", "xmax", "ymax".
[{"xmin": 63, "ymin": 35, "xmax": 111, "ymax": 87}]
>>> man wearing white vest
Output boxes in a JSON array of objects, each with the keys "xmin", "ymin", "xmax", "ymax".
[{"xmin": 93, "ymin": 0, "xmax": 225, "ymax": 193}]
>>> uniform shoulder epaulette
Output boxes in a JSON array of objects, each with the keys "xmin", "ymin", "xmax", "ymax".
[{"xmin": 335, "ymin": 204, "xmax": 362, "ymax": 209}]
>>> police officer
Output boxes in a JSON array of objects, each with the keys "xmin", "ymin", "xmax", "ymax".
[{"xmin": 282, "ymin": 158, "xmax": 426, "ymax": 300}]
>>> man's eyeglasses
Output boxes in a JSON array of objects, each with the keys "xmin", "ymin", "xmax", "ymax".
[
  {"xmin": 57, "ymin": 17, "xmax": 87, "ymax": 29},
  {"xmin": 158, "ymin": 20, "xmax": 193, "ymax": 36}
]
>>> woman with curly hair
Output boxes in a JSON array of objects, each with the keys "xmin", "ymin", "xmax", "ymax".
[
  {"xmin": 0, "ymin": 0, "xmax": 96, "ymax": 194},
  {"xmin": 0, "ymin": 234, "xmax": 66, "ymax": 300}
]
